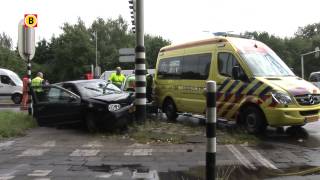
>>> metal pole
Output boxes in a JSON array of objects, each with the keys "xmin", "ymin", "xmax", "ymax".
[
  {"xmin": 206, "ymin": 81, "xmax": 216, "ymax": 180},
  {"xmin": 95, "ymin": 31, "xmax": 98, "ymax": 68},
  {"xmin": 301, "ymin": 55, "xmax": 304, "ymax": 79},
  {"xmin": 27, "ymin": 57, "xmax": 33, "ymax": 116},
  {"xmin": 135, "ymin": 0, "xmax": 146, "ymax": 122}
]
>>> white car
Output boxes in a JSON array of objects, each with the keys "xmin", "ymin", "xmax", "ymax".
[
  {"xmin": 309, "ymin": 72, "xmax": 320, "ymax": 89},
  {"xmin": 0, "ymin": 68, "xmax": 23, "ymax": 104}
]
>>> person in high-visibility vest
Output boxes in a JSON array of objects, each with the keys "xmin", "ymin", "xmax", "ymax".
[
  {"xmin": 108, "ymin": 67, "xmax": 125, "ymax": 88},
  {"xmin": 31, "ymin": 72, "xmax": 44, "ymax": 92}
]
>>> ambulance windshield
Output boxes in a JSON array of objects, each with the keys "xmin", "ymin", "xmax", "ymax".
[
  {"xmin": 242, "ymin": 52, "xmax": 294, "ymax": 77},
  {"xmin": 230, "ymin": 38, "xmax": 294, "ymax": 77}
]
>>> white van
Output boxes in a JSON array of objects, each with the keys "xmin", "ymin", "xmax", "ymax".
[{"xmin": 0, "ymin": 68, "xmax": 23, "ymax": 104}]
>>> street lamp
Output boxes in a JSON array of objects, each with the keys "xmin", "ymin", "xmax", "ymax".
[{"xmin": 301, "ymin": 46, "xmax": 320, "ymax": 79}]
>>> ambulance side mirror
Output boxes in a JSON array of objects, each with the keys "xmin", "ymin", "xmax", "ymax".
[{"xmin": 232, "ymin": 66, "xmax": 241, "ymax": 80}]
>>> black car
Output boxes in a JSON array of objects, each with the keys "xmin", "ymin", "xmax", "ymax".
[{"xmin": 32, "ymin": 79, "xmax": 134, "ymax": 132}]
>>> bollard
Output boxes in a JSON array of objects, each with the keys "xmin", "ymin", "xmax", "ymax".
[
  {"xmin": 27, "ymin": 58, "xmax": 33, "ymax": 115},
  {"xmin": 206, "ymin": 81, "xmax": 216, "ymax": 180}
]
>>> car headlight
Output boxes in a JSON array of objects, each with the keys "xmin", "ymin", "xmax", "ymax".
[
  {"xmin": 108, "ymin": 104, "xmax": 121, "ymax": 112},
  {"xmin": 271, "ymin": 92, "xmax": 292, "ymax": 105}
]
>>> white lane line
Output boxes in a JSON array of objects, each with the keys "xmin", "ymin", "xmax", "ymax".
[
  {"xmin": 124, "ymin": 149, "xmax": 152, "ymax": 156},
  {"xmin": 70, "ymin": 149, "xmax": 100, "ymax": 157},
  {"xmin": 0, "ymin": 141, "xmax": 15, "ymax": 150},
  {"xmin": 226, "ymin": 145, "xmax": 256, "ymax": 170},
  {"xmin": 82, "ymin": 141, "xmax": 103, "ymax": 148},
  {"xmin": 95, "ymin": 173, "xmax": 112, "ymax": 178},
  {"xmin": 28, "ymin": 170, "xmax": 52, "ymax": 177},
  {"xmin": 40, "ymin": 141, "xmax": 56, "ymax": 147},
  {"xmin": 18, "ymin": 149, "xmax": 49, "ymax": 157},
  {"xmin": 242, "ymin": 145, "xmax": 278, "ymax": 170}
]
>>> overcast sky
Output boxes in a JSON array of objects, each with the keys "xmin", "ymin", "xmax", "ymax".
[{"xmin": 1, "ymin": 0, "xmax": 320, "ymax": 46}]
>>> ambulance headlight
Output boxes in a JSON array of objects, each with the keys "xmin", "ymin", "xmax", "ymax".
[{"xmin": 271, "ymin": 92, "xmax": 292, "ymax": 105}]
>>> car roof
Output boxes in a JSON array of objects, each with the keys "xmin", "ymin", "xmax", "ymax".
[
  {"xmin": 0, "ymin": 68, "xmax": 18, "ymax": 76},
  {"xmin": 60, "ymin": 79, "xmax": 106, "ymax": 85}
]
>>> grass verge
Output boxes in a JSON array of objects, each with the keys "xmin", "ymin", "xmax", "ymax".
[{"xmin": 0, "ymin": 111, "xmax": 37, "ymax": 138}]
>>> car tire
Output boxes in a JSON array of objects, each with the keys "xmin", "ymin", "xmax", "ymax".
[
  {"xmin": 243, "ymin": 106, "xmax": 267, "ymax": 134},
  {"xmin": 11, "ymin": 93, "xmax": 22, "ymax": 104},
  {"xmin": 163, "ymin": 98, "xmax": 178, "ymax": 121},
  {"xmin": 85, "ymin": 113, "xmax": 98, "ymax": 133}
]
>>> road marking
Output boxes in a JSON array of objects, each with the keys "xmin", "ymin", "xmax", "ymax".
[
  {"xmin": 18, "ymin": 149, "xmax": 49, "ymax": 157},
  {"xmin": 40, "ymin": 141, "xmax": 56, "ymax": 147},
  {"xmin": 132, "ymin": 170, "xmax": 159, "ymax": 180},
  {"xmin": 70, "ymin": 149, "xmax": 100, "ymax": 157},
  {"xmin": 28, "ymin": 170, "xmax": 52, "ymax": 177},
  {"xmin": 0, "ymin": 141, "xmax": 15, "ymax": 150},
  {"xmin": 242, "ymin": 145, "xmax": 278, "ymax": 169},
  {"xmin": 0, "ymin": 175, "xmax": 14, "ymax": 180},
  {"xmin": 96, "ymin": 171, "xmax": 123, "ymax": 179},
  {"xmin": 82, "ymin": 141, "xmax": 103, "ymax": 148},
  {"xmin": 124, "ymin": 149, "xmax": 153, "ymax": 156},
  {"xmin": 226, "ymin": 145, "xmax": 256, "ymax": 170}
]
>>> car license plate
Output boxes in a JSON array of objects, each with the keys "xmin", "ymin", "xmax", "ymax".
[{"xmin": 305, "ymin": 115, "xmax": 319, "ymax": 123}]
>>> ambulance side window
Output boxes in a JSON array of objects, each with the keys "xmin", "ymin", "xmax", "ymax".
[{"xmin": 218, "ymin": 52, "xmax": 246, "ymax": 80}]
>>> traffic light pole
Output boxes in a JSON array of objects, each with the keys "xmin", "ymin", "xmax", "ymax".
[{"xmin": 135, "ymin": 0, "xmax": 146, "ymax": 122}]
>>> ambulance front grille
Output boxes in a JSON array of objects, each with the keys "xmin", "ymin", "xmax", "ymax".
[{"xmin": 295, "ymin": 94, "xmax": 320, "ymax": 106}]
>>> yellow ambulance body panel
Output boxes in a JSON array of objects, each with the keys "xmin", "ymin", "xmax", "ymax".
[{"xmin": 154, "ymin": 37, "xmax": 320, "ymax": 132}]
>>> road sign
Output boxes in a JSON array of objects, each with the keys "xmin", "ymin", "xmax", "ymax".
[
  {"xmin": 315, "ymin": 47, "xmax": 320, "ymax": 59},
  {"xmin": 119, "ymin": 48, "xmax": 135, "ymax": 55},
  {"xmin": 119, "ymin": 55, "xmax": 135, "ymax": 63},
  {"xmin": 24, "ymin": 14, "xmax": 38, "ymax": 28},
  {"xmin": 119, "ymin": 48, "xmax": 135, "ymax": 63},
  {"xmin": 18, "ymin": 19, "xmax": 35, "ymax": 61}
]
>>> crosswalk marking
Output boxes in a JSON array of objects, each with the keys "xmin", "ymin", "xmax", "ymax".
[
  {"xmin": 124, "ymin": 149, "xmax": 153, "ymax": 156},
  {"xmin": 226, "ymin": 145, "xmax": 256, "ymax": 170},
  {"xmin": 28, "ymin": 170, "xmax": 52, "ymax": 177},
  {"xmin": 0, "ymin": 141, "xmax": 15, "ymax": 150},
  {"xmin": 40, "ymin": 141, "xmax": 56, "ymax": 148},
  {"xmin": 242, "ymin": 145, "xmax": 278, "ymax": 170},
  {"xmin": 82, "ymin": 141, "xmax": 102, "ymax": 148},
  {"xmin": 18, "ymin": 149, "xmax": 49, "ymax": 157},
  {"xmin": 70, "ymin": 149, "xmax": 100, "ymax": 157},
  {"xmin": 0, "ymin": 175, "xmax": 14, "ymax": 180}
]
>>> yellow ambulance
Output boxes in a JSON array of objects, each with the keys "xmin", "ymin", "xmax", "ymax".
[{"xmin": 154, "ymin": 36, "xmax": 320, "ymax": 134}]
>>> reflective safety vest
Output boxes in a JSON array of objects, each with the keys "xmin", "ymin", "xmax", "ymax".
[
  {"xmin": 31, "ymin": 77, "xmax": 44, "ymax": 92},
  {"xmin": 109, "ymin": 73, "xmax": 125, "ymax": 87}
]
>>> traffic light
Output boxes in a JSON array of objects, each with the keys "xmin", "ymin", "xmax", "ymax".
[{"xmin": 128, "ymin": 0, "xmax": 136, "ymax": 33}]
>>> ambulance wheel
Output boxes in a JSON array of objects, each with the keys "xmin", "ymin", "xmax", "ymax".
[
  {"xmin": 85, "ymin": 113, "xmax": 98, "ymax": 133},
  {"xmin": 244, "ymin": 106, "xmax": 267, "ymax": 134},
  {"xmin": 11, "ymin": 93, "xmax": 22, "ymax": 104},
  {"xmin": 163, "ymin": 98, "xmax": 178, "ymax": 121}
]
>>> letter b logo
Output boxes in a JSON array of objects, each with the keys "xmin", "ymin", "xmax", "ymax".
[{"xmin": 24, "ymin": 14, "xmax": 38, "ymax": 28}]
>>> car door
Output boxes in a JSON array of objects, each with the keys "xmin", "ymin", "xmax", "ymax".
[
  {"xmin": 33, "ymin": 85, "xmax": 84, "ymax": 126},
  {"xmin": 216, "ymin": 51, "xmax": 248, "ymax": 120}
]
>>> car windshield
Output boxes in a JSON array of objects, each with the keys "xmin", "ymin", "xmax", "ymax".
[
  {"xmin": 78, "ymin": 81, "xmax": 121, "ymax": 97},
  {"xmin": 10, "ymin": 72, "xmax": 22, "ymax": 86}
]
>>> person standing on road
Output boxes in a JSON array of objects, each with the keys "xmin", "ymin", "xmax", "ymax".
[
  {"xmin": 108, "ymin": 67, "xmax": 125, "ymax": 88},
  {"xmin": 31, "ymin": 72, "xmax": 44, "ymax": 92}
]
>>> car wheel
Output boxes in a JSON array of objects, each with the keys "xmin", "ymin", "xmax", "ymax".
[
  {"xmin": 85, "ymin": 113, "xmax": 98, "ymax": 133},
  {"xmin": 11, "ymin": 93, "xmax": 22, "ymax": 104},
  {"xmin": 163, "ymin": 99, "xmax": 178, "ymax": 121},
  {"xmin": 243, "ymin": 106, "xmax": 267, "ymax": 134}
]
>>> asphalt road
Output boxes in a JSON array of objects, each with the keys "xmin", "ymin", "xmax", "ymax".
[{"xmin": 1, "ymin": 109, "xmax": 320, "ymax": 179}]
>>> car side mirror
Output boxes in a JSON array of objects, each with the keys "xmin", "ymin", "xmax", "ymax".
[
  {"xmin": 232, "ymin": 66, "xmax": 241, "ymax": 80},
  {"xmin": 69, "ymin": 95, "xmax": 78, "ymax": 103}
]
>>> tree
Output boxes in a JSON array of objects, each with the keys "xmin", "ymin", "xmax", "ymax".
[{"xmin": 0, "ymin": 33, "xmax": 12, "ymax": 49}]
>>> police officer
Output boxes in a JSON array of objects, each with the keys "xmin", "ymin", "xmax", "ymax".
[{"xmin": 109, "ymin": 67, "xmax": 125, "ymax": 88}]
